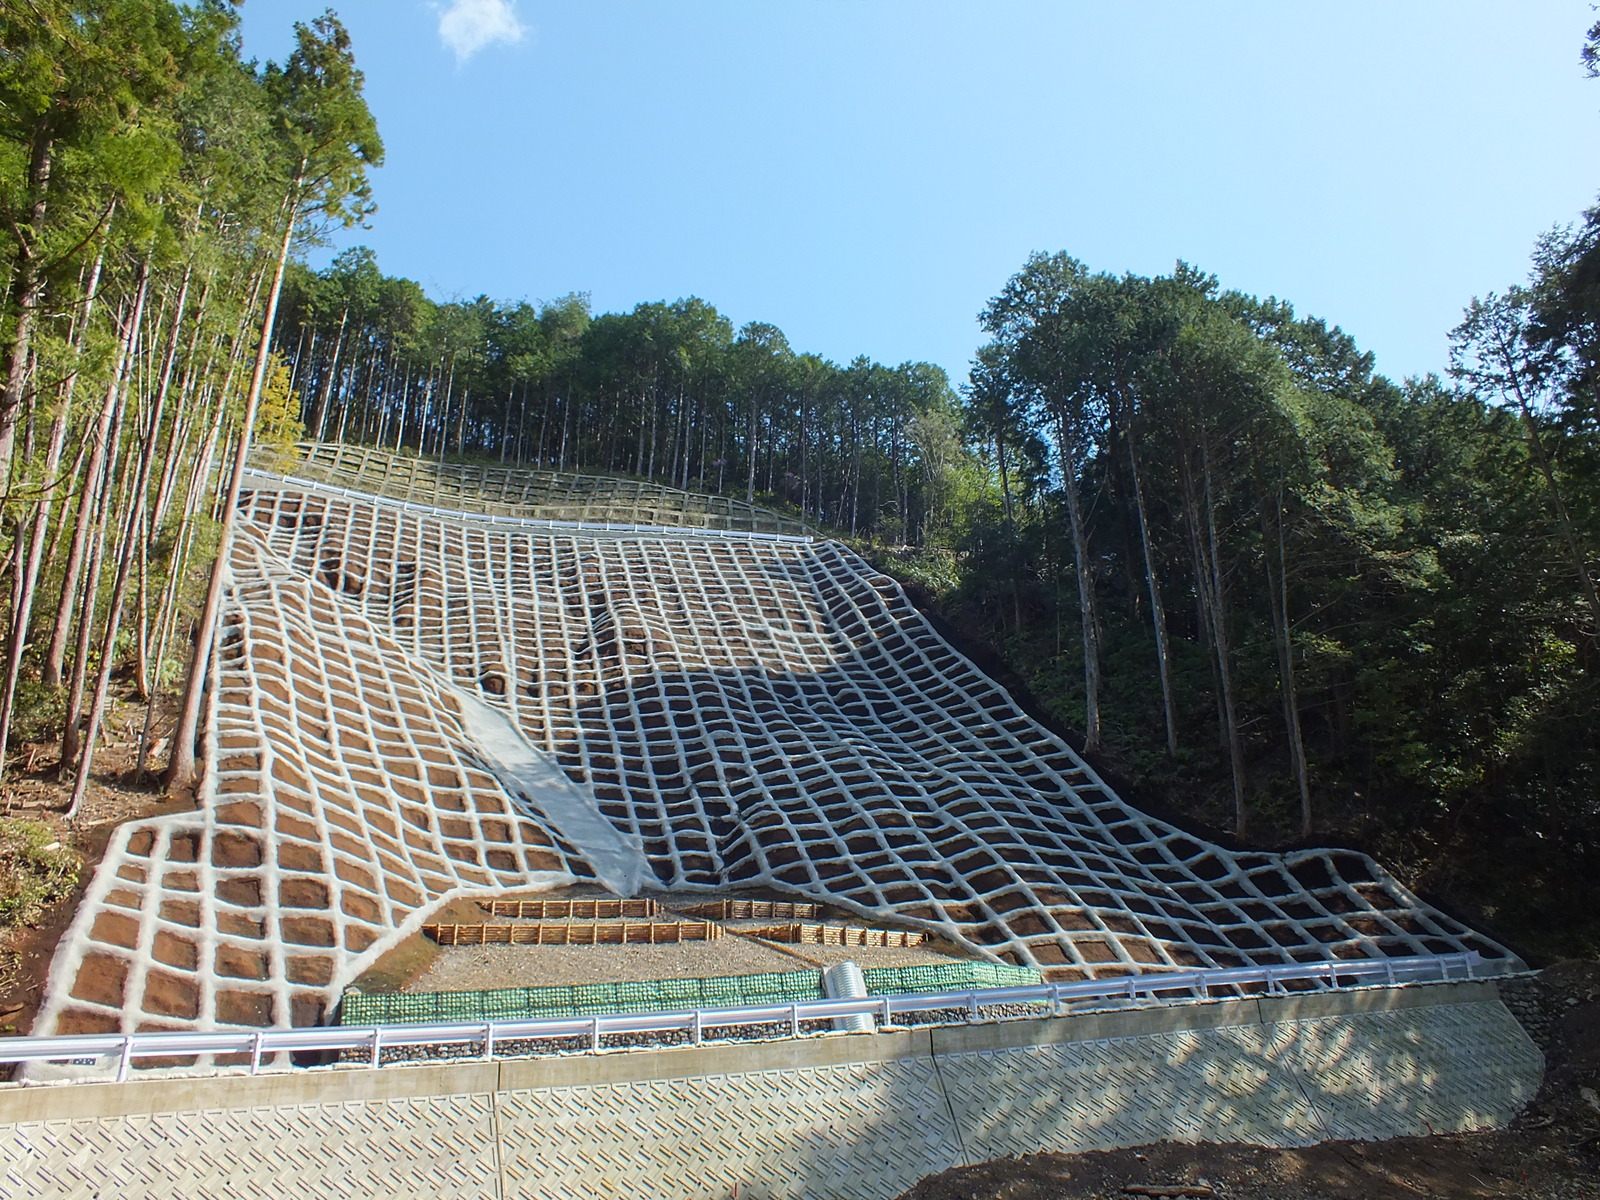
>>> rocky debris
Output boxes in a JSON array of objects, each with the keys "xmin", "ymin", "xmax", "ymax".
[
  {"xmin": 1512, "ymin": 960, "xmax": 1600, "ymax": 1144},
  {"xmin": 1502, "ymin": 970, "xmax": 1558, "ymax": 1048}
]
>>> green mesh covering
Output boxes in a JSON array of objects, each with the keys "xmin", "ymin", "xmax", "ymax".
[
  {"xmin": 339, "ymin": 961, "xmax": 1046, "ymax": 1026},
  {"xmin": 861, "ymin": 962, "xmax": 1042, "ymax": 994},
  {"xmin": 340, "ymin": 970, "xmax": 819, "ymax": 1026}
]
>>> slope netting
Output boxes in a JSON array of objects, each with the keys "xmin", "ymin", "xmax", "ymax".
[
  {"xmin": 266, "ymin": 442, "xmax": 813, "ymax": 536},
  {"xmin": 339, "ymin": 962, "xmax": 1044, "ymax": 1025},
  {"xmin": 33, "ymin": 462, "xmax": 1518, "ymax": 1041}
]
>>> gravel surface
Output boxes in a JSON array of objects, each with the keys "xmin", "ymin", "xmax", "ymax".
[
  {"xmin": 408, "ymin": 926, "xmax": 965, "ymax": 992},
  {"xmin": 408, "ymin": 936, "xmax": 811, "ymax": 991}
]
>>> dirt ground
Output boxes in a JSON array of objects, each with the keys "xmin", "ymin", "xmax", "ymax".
[
  {"xmin": 0, "ymin": 690, "xmax": 186, "ymax": 1036},
  {"xmin": 897, "ymin": 961, "xmax": 1600, "ymax": 1200}
]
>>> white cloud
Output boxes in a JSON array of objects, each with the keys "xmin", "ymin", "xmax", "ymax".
[{"xmin": 437, "ymin": 0, "xmax": 526, "ymax": 64}]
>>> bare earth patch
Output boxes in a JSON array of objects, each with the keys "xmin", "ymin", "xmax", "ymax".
[
  {"xmin": 0, "ymin": 689, "xmax": 185, "ymax": 1038},
  {"xmin": 394, "ymin": 889, "xmax": 970, "ymax": 992}
]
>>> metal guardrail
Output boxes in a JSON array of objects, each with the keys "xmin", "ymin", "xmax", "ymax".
[{"xmin": 0, "ymin": 952, "xmax": 1487, "ymax": 1083}]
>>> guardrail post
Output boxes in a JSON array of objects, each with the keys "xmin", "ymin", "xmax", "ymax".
[
  {"xmin": 1049, "ymin": 984, "xmax": 1062, "ymax": 1018},
  {"xmin": 250, "ymin": 1031, "xmax": 264, "ymax": 1075},
  {"xmin": 116, "ymin": 1036, "xmax": 133, "ymax": 1083},
  {"xmin": 967, "ymin": 990, "xmax": 979, "ymax": 1022},
  {"xmin": 370, "ymin": 1028, "xmax": 382, "ymax": 1069},
  {"xmin": 693, "ymin": 1011, "xmax": 703, "ymax": 1046},
  {"xmin": 880, "ymin": 997, "xmax": 892, "ymax": 1029},
  {"xmin": 483, "ymin": 1023, "xmax": 495, "ymax": 1061},
  {"xmin": 790, "ymin": 1004, "xmax": 800, "ymax": 1038},
  {"xmin": 590, "ymin": 1017, "xmax": 601, "ymax": 1053}
]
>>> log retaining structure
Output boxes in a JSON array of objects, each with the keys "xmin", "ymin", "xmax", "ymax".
[
  {"xmin": 481, "ymin": 899, "xmax": 660, "ymax": 919},
  {"xmin": 681, "ymin": 900, "xmax": 823, "ymax": 920},
  {"xmin": 745, "ymin": 923, "xmax": 926, "ymax": 948},
  {"xmin": 424, "ymin": 920, "xmax": 723, "ymax": 946}
]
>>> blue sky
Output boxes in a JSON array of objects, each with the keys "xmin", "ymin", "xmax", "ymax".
[{"xmin": 240, "ymin": 2, "xmax": 1600, "ymax": 389}]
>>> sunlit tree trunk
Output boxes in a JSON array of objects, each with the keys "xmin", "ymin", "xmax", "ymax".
[
  {"xmin": 167, "ymin": 182, "xmax": 301, "ymax": 794},
  {"xmin": 1056, "ymin": 412, "xmax": 1102, "ymax": 754}
]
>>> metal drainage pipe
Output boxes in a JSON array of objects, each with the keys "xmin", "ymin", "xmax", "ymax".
[{"xmin": 822, "ymin": 961, "xmax": 875, "ymax": 1033}]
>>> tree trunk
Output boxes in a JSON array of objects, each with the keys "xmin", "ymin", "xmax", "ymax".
[
  {"xmin": 44, "ymin": 282, "xmax": 146, "ymax": 687},
  {"xmin": 68, "ymin": 265, "xmax": 189, "ymax": 813},
  {"xmin": 139, "ymin": 381, "xmax": 223, "ymax": 777},
  {"xmin": 1127, "ymin": 424, "xmax": 1178, "ymax": 756},
  {"xmin": 166, "ymin": 181, "xmax": 302, "ymax": 795},
  {"xmin": 745, "ymin": 399, "xmax": 759, "ymax": 504},
  {"xmin": 1057, "ymin": 412, "xmax": 1102, "ymax": 754},
  {"xmin": 0, "ymin": 129, "xmax": 54, "ymax": 502},
  {"xmin": 1198, "ymin": 439, "xmax": 1247, "ymax": 835},
  {"xmin": 0, "ymin": 233, "xmax": 105, "ymax": 776},
  {"xmin": 60, "ymin": 259, "xmax": 150, "ymax": 770},
  {"xmin": 307, "ymin": 304, "xmax": 348, "ymax": 442},
  {"xmin": 1261, "ymin": 490, "xmax": 1312, "ymax": 838}
]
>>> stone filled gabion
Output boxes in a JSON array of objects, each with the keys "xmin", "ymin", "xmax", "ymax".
[{"xmin": 34, "ymin": 458, "xmax": 1518, "ymax": 1037}]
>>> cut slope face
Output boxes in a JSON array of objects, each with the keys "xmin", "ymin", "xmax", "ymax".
[
  {"xmin": 275, "ymin": 442, "xmax": 812, "ymax": 535},
  {"xmin": 34, "ymin": 531, "xmax": 596, "ymax": 1037},
  {"xmin": 35, "ymin": 467, "xmax": 1515, "ymax": 1037}
]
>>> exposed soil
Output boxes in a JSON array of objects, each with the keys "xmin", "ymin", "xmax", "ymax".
[
  {"xmin": 897, "ymin": 961, "xmax": 1600, "ymax": 1200},
  {"xmin": 371, "ymin": 887, "xmax": 969, "ymax": 993},
  {"xmin": 0, "ymin": 688, "xmax": 185, "ymax": 1038}
]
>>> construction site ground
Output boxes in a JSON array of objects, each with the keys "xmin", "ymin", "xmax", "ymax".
[{"xmin": 358, "ymin": 887, "xmax": 968, "ymax": 992}]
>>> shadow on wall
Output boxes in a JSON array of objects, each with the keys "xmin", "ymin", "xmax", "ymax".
[{"xmin": 487, "ymin": 990, "xmax": 1540, "ymax": 1200}]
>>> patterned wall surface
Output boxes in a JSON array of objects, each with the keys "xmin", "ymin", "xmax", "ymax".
[{"xmin": 0, "ymin": 990, "xmax": 1544, "ymax": 1200}]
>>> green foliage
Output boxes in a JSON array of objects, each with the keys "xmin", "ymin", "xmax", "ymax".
[
  {"xmin": 5, "ymin": 680, "xmax": 64, "ymax": 749},
  {"xmin": 275, "ymin": 264, "xmax": 976, "ymax": 540},
  {"xmin": 263, "ymin": 11, "xmax": 384, "ymax": 236},
  {"xmin": 0, "ymin": 819, "xmax": 80, "ymax": 925},
  {"xmin": 929, "ymin": 249, "xmax": 1600, "ymax": 954},
  {"xmin": 870, "ymin": 546, "xmax": 960, "ymax": 598},
  {"xmin": 252, "ymin": 353, "xmax": 305, "ymax": 465}
]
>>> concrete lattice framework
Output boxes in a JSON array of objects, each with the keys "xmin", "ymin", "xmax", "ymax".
[{"xmin": 34, "ymin": 455, "xmax": 1514, "ymax": 1037}]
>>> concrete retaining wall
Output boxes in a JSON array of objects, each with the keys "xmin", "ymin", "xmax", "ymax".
[{"xmin": 0, "ymin": 982, "xmax": 1542, "ymax": 1200}]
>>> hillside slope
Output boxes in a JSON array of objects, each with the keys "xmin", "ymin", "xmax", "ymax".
[{"xmin": 34, "ymin": 460, "xmax": 1515, "ymax": 1037}]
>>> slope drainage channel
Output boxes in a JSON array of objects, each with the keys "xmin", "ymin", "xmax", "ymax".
[{"xmin": 449, "ymin": 684, "xmax": 650, "ymax": 897}]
